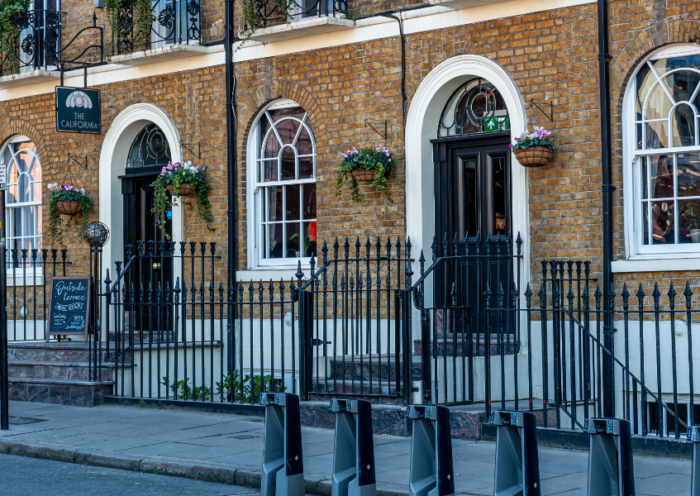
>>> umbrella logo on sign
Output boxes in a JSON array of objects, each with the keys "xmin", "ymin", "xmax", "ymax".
[{"xmin": 66, "ymin": 91, "xmax": 93, "ymax": 109}]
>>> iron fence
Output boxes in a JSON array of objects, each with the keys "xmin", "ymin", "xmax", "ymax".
[
  {"xmin": 243, "ymin": 0, "xmax": 348, "ymax": 31},
  {"xmin": 0, "ymin": 9, "xmax": 61, "ymax": 76},
  {"xmin": 112, "ymin": 0, "xmax": 201, "ymax": 56}
]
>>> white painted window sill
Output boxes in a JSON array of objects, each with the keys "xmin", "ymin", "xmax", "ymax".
[
  {"xmin": 245, "ymin": 16, "xmax": 355, "ymax": 44},
  {"xmin": 0, "ymin": 70, "xmax": 60, "ymax": 89},
  {"xmin": 611, "ymin": 259, "xmax": 700, "ymax": 273}
]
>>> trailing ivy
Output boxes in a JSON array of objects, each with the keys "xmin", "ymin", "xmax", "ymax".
[
  {"xmin": 237, "ymin": 0, "xmax": 295, "ymax": 49},
  {"xmin": 0, "ymin": 0, "xmax": 31, "ymax": 74},
  {"xmin": 134, "ymin": 0, "xmax": 153, "ymax": 50},
  {"xmin": 151, "ymin": 161, "xmax": 215, "ymax": 239},
  {"xmin": 104, "ymin": 0, "xmax": 123, "ymax": 56},
  {"xmin": 47, "ymin": 183, "xmax": 93, "ymax": 245},
  {"xmin": 335, "ymin": 146, "xmax": 398, "ymax": 204}
]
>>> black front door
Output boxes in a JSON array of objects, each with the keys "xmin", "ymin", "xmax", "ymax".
[
  {"xmin": 122, "ymin": 173, "xmax": 173, "ymax": 341},
  {"xmin": 433, "ymin": 133, "xmax": 513, "ymax": 338}
]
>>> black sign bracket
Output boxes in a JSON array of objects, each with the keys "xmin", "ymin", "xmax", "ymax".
[
  {"xmin": 529, "ymin": 98, "xmax": 553, "ymax": 122},
  {"xmin": 181, "ymin": 141, "xmax": 201, "ymax": 160},
  {"xmin": 67, "ymin": 153, "xmax": 88, "ymax": 170}
]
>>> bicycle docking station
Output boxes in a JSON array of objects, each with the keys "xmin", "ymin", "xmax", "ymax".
[
  {"xmin": 491, "ymin": 410, "xmax": 541, "ymax": 496},
  {"xmin": 584, "ymin": 418, "xmax": 635, "ymax": 496},
  {"xmin": 260, "ymin": 393, "xmax": 305, "ymax": 496},
  {"xmin": 330, "ymin": 399, "xmax": 377, "ymax": 496},
  {"xmin": 406, "ymin": 405, "xmax": 455, "ymax": 496}
]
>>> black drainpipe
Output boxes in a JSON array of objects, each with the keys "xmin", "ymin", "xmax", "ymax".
[
  {"xmin": 225, "ymin": 0, "xmax": 238, "ymax": 373},
  {"xmin": 598, "ymin": 0, "xmax": 615, "ymax": 417}
]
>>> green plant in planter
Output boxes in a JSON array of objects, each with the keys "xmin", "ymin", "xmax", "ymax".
[
  {"xmin": 0, "ymin": 0, "xmax": 31, "ymax": 74},
  {"xmin": 47, "ymin": 183, "xmax": 93, "ymax": 245},
  {"xmin": 105, "ymin": 0, "xmax": 152, "ymax": 54},
  {"xmin": 215, "ymin": 370, "xmax": 286, "ymax": 403},
  {"xmin": 335, "ymin": 145, "xmax": 399, "ymax": 204},
  {"xmin": 151, "ymin": 160, "xmax": 214, "ymax": 239}
]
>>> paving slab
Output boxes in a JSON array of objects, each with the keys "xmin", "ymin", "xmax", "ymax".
[{"xmin": 0, "ymin": 400, "xmax": 694, "ymax": 496}]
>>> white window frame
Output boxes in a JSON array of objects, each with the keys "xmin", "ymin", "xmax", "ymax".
[
  {"xmin": 246, "ymin": 99, "xmax": 317, "ymax": 270},
  {"xmin": 623, "ymin": 43, "xmax": 700, "ymax": 261},
  {"xmin": 2, "ymin": 135, "xmax": 43, "ymax": 284}
]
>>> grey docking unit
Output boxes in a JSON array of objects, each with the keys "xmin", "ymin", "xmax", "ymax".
[
  {"xmin": 407, "ymin": 405, "xmax": 455, "ymax": 496},
  {"xmin": 584, "ymin": 418, "xmax": 635, "ymax": 496},
  {"xmin": 260, "ymin": 393, "xmax": 305, "ymax": 496},
  {"xmin": 492, "ymin": 410, "xmax": 541, "ymax": 496},
  {"xmin": 330, "ymin": 399, "xmax": 377, "ymax": 496}
]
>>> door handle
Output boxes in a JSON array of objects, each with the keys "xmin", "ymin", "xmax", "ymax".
[{"xmin": 152, "ymin": 262, "xmax": 161, "ymax": 270}]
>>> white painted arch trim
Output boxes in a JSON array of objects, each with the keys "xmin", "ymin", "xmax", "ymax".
[
  {"xmin": 405, "ymin": 54, "xmax": 530, "ymax": 283},
  {"xmin": 99, "ymin": 103, "xmax": 183, "ymax": 272}
]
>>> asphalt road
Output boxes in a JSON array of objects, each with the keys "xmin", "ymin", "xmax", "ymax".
[{"xmin": 0, "ymin": 453, "xmax": 262, "ymax": 495}]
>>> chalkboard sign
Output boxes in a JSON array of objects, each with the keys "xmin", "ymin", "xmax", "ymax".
[{"xmin": 47, "ymin": 277, "xmax": 92, "ymax": 341}]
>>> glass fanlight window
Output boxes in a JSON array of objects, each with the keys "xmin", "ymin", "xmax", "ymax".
[
  {"xmin": 438, "ymin": 78, "xmax": 510, "ymax": 138},
  {"xmin": 127, "ymin": 123, "xmax": 172, "ymax": 169}
]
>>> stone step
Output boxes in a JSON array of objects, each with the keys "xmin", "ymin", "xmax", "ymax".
[
  {"xmin": 310, "ymin": 380, "xmax": 403, "ymax": 404},
  {"xmin": 414, "ymin": 338, "xmax": 518, "ymax": 357},
  {"xmin": 8, "ymin": 342, "xmax": 93, "ymax": 362},
  {"xmin": 326, "ymin": 356, "xmax": 422, "ymax": 382},
  {"xmin": 8, "ymin": 361, "xmax": 114, "ymax": 382},
  {"xmin": 8, "ymin": 377, "xmax": 114, "ymax": 406}
]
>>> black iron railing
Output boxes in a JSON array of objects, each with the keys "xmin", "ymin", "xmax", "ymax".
[
  {"xmin": 0, "ymin": 9, "xmax": 61, "ymax": 76},
  {"xmin": 244, "ymin": 0, "xmax": 348, "ymax": 31},
  {"xmin": 112, "ymin": 0, "xmax": 201, "ymax": 56}
]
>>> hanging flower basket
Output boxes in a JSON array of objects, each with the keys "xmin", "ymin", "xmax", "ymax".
[
  {"xmin": 336, "ymin": 146, "xmax": 399, "ymax": 204},
  {"xmin": 55, "ymin": 199, "xmax": 83, "ymax": 216},
  {"xmin": 350, "ymin": 168, "xmax": 376, "ymax": 183},
  {"xmin": 511, "ymin": 126, "xmax": 556, "ymax": 168},
  {"xmin": 514, "ymin": 146, "xmax": 554, "ymax": 167},
  {"xmin": 166, "ymin": 183, "xmax": 196, "ymax": 197},
  {"xmin": 10, "ymin": 11, "xmax": 29, "ymax": 30}
]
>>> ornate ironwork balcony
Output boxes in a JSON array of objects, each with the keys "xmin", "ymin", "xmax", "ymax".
[
  {"xmin": 112, "ymin": 0, "xmax": 202, "ymax": 56},
  {"xmin": 243, "ymin": 0, "xmax": 348, "ymax": 31},
  {"xmin": 0, "ymin": 9, "xmax": 62, "ymax": 77}
]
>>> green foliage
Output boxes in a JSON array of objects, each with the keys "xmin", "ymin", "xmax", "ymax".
[
  {"xmin": 335, "ymin": 145, "xmax": 398, "ymax": 204},
  {"xmin": 510, "ymin": 126, "xmax": 555, "ymax": 151},
  {"xmin": 161, "ymin": 377, "xmax": 212, "ymax": 400},
  {"xmin": 237, "ymin": 0, "xmax": 295, "ymax": 49},
  {"xmin": 104, "ymin": 0, "xmax": 123, "ymax": 55},
  {"xmin": 216, "ymin": 370, "xmax": 286, "ymax": 403},
  {"xmin": 0, "ymin": 0, "xmax": 31, "ymax": 74},
  {"xmin": 151, "ymin": 161, "xmax": 214, "ymax": 240},
  {"xmin": 134, "ymin": 0, "xmax": 153, "ymax": 49},
  {"xmin": 682, "ymin": 202, "xmax": 700, "ymax": 230},
  {"xmin": 47, "ymin": 183, "xmax": 93, "ymax": 245}
]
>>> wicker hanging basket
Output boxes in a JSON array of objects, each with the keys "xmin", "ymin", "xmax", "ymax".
[
  {"xmin": 351, "ymin": 168, "xmax": 376, "ymax": 183},
  {"xmin": 55, "ymin": 200, "xmax": 82, "ymax": 216},
  {"xmin": 167, "ymin": 183, "xmax": 196, "ymax": 197},
  {"xmin": 514, "ymin": 146, "xmax": 554, "ymax": 167}
]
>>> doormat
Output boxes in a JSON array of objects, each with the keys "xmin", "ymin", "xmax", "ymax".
[{"xmin": 9, "ymin": 416, "xmax": 49, "ymax": 425}]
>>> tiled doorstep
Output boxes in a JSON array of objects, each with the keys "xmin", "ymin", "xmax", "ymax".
[{"xmin": 0, "ymin": 401, "xmax": 694, "ymax": 496}]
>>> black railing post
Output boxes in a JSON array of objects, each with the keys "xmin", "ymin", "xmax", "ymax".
[
  {"xmin": 298, "ymin": 288, "xmax": 313, "ymax": 400},
  {"xmin": 0, "ymin": 186, "xmax": 7, "ymax": 430}
]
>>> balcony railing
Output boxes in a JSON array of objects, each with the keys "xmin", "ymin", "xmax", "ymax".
[
  {"xmin": 0, "ymin": 9, "xmax": 61, "ymax": 77},
  {"xmin": 244, "ymin": 0, "xmax": 348, "ymax": 31},
  {"xmin": 112, "ymin": 0, "xmax": 202, "ymax": 56}
]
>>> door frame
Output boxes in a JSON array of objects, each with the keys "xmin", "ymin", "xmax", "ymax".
[{"xmin": 98, "ymin": 104, "xmax": 184, "ymax": 278}]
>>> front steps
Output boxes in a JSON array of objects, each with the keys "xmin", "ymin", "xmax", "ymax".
[{"xmin": 8, "ymin": 342, "xmax": 115, "ymax": 406}]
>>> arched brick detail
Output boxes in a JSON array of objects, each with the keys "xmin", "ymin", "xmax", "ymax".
[
  {"xmin": 610, "ymin": 19, "xmax": 700, "ymax": 113},
  {"xmin": 236, "ymin": 79, "xmax": 328, "ymax": 149},
  {"xmin": 0, "ymin": 118, "xmax": 49, "ymax": 160}
]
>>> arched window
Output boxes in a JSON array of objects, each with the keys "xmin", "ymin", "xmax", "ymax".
[
  {"xmin": 627, "ymin": 46, "xmax": 700, "ymax": 256},
  {"xmin": 127, "ymin": 123, "xmax": 172, "ymax": 168},
  {"xmin": 438, "ymin": 78, "xmax": 509, "ymax": 137},
  {"xmin": 1, "ymin": 136, "xmax": 42, "ymax": 260},
  {"xmin": 250, "ymin": 101, "xmax": 316, "ymax": 265}
]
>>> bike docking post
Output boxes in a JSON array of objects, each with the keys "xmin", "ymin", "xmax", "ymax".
[
  {"xmin": 689, "ymin": 425, "xmax": 700, "ymax": 495},
  {"xmin": 584, "ymin": 418, "xmax": 635, "ymax": 496},
  {"xmin": 491, "ymin": 410, "xmax": 541, "ymax": 496},
  {"xmin": 330, "ymin": 399, "xmax": 376, "ymax": 496},
  {"xmin": 406, "ymin": 405, "xmax": 455, "ymax": 496},
  {"xmin": 260, "ymin": 392, "xmax": 305, "ymax": 496}
]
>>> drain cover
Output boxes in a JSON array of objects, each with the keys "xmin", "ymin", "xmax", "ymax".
[{"xmin": 9, "ymin": 416, "xmax": 48, "ymax": 425}]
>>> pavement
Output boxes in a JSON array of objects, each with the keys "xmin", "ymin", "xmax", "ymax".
[
  {"xmin": 0, "ymin": 453, "xmax": 262, "ymax": 495},
  {"xmin": 0, "ymin": 400, "xmax": 693, "ymax": 496}
]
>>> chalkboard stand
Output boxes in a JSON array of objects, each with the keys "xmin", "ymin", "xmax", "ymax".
[{"xmin": 46, "ymin": 276, "xmax": 92, "ymax": 342}]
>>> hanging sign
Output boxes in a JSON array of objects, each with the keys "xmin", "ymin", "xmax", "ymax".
[{"xmin": 55, "ymin": 87, "xmax": 101, "ymax": 134}]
